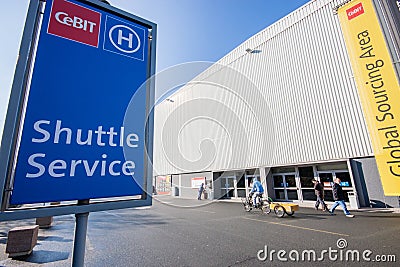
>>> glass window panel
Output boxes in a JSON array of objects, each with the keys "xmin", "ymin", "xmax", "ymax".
[
  {"xmin": 299, "ymin": 166, "xmax": 314, "ymax": 178},
  {"xmin": 247, "ymin": 178, "xmax": 252, "ymax": 188},
  {"xmin": 227, "ymin": 178, "xmax": 235, "ymax": 188},
  {"xmin": 287, "ymin": 190, "xmax": 298, "ymax": 200},
  {"xmin": 275, "ymin": 189, "xmax": 285, "ymax": 199},
  {"xmin": 300, "ymin": 177, "xmax": 314, "ymax": 188},
  {"xmin": 299, "ymin": 166, "xmax": 314, "ymax": 188},
  {"xmin": 317, "ymin": 162, "xmax": 348, "ymax": 171},
  {"xmin": 237, "ymin": 175, "xmax": 245, "ymax": 188},
  {"xmin": 273, "ymin": 175, "xmax": 284, "ymax": 188},
  {"xmin": 272, "ymin": 167, "xmax": 296, "ymax": 173},
  {"xmin": 246, "ymin": 169, "xmax": 259, "ymax": 175},
  {"xmin": 285, "ymin": 175, "xmax": 296, "ymax": 187},
  {"xmin": 220, "ymin": 178, "xmax": 225, "ymax": 187},
  {"xmin": 335, "ymin": 172, "xmax": 352, "ymax": 187},
  {"xmin": 302, "ymin": 189, "xmax": 317, "ymax": 201},
  {"xmin": 319, "ymin": 173, "xmax": 333, "ymax": 188}
]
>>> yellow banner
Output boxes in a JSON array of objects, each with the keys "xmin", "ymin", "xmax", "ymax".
[{"xmin": 338, "ymin": 0, "xmax": 400, "ymax": 195}]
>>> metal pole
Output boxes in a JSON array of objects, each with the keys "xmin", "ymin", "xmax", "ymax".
[{"xmin": 72, "ymin": 200, "xmax": 90, "ymax": 267}]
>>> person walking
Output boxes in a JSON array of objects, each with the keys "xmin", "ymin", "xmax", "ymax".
[
  {"xmin": 198, "ymin": 183, "xmax": 205, "ymax": 200},
  {"xmin": 313, "ymin": 179, "xmax": 328, "ymax": 211},
  {"xmin": 329, "ymin": 178, "xmax": 355, "ymax": 217}
]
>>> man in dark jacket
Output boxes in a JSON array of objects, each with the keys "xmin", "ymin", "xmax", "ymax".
[
  {"xmin": 329, "ymin": 178, "xmax": 354, "ymax": 217},
  {"xmin": 313, "ymin": 179, "xmax": 328, "ymax": 211}
]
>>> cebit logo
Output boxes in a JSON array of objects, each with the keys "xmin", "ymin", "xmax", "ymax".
[
  {"xmin": 48, "ymin": 0, "xmax": 101, "ymax": 47},
  {"xmin": 54, "ymin": 11, "xmax": 97, "ymax": 33},
  {"xmin": 346, "ymin": 2, "xmax": 364, "ymax": 20}
]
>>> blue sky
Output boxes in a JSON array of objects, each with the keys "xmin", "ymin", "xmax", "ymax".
[{"xmin": 0, "ymin": 0, "xmax": 310, "ymax": 135}]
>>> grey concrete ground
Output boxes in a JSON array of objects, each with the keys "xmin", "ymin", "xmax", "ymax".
[{"xmin": 0, "ymin": 196, "xmax": 399, "ymax": 266}]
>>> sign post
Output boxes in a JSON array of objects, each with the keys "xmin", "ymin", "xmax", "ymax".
[
  {"xmin": 73, "ymin": 211, "xmax": 89, "ymax": 267},
  {"xmin": 73, "ymin": 200, "xmax": 90, "ymax": 267},
  {"xmin": 0, "ymin": 0, "xmax": 156, "ymax": 265}
]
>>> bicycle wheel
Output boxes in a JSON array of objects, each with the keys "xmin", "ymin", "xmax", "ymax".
[
  {"xmin": 274, "ymin": 205, "xmax": 285, "ymax": 218},
  {"xmin": 261, "ymin": 204, "xmax": 271, "ymax": 214},
  {"xmin": 286, "ymin": 211, "xmax": 295, "ymax": 216},
  {"xmin": 244, "ymin": 203, "xmax": 252, "ymax": 212},
  {"xmin": 242, "ymin": 198, "xmax": 252, "ymax": 212}
]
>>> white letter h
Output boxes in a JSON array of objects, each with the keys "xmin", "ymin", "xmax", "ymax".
[{"xmin": 118, "ymin": 29, "xmax": 133, "ymax": 48}]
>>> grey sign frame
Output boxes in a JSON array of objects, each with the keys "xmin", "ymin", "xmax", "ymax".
[{"xmin": 0, "ymin": 0, "xmax": 157, "ymax": 221}]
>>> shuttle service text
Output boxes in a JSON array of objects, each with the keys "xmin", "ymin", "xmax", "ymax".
[{"xmin": 25, "ymin": 120, "xmax": 139, "ymax": 178}]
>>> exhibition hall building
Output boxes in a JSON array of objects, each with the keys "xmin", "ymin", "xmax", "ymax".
[{"xmin": 153, "ymin": 0, "xmax": 400, "ymax": 209}]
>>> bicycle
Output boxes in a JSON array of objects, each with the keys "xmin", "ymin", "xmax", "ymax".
[
  {"xmin": 241, "ymin": 193, "xmax": 272, "ymax": 215},
  {"xmin": 242, "ymin": 194, "xmax": 299, "ymax": 217}
]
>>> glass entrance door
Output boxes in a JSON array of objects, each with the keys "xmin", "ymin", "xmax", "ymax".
[
  {"xmin": 236, "ymin": 174, "xmax": 246, "ymax": 198},
  {"xmin": 273, "ymin": 174, "xmax": 297, "ymax": 201},
  {"xmin": 299, "ymin": 166, "xmax": 315, "ymax": 201},
  {"xmin": 221, "ymin": 176, "xmax": 236, "ymax": 199}
]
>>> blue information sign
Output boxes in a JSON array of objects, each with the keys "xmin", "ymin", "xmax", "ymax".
[{"xmin": 8, "ymin": 0, "xmax": 153, "ymax": 204}]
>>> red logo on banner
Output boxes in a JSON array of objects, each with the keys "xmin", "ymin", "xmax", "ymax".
[
  {"xmin": 48, "ymin": 0, "xmax": 101, "ymax": 47},
  {"xmin": 346, "ymin": 2, "xmax": 364, "ymax": 20}
]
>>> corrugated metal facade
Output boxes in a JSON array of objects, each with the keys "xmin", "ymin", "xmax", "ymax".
[{"xmin": 153, "ymin": 0, "xmax": 374, "ymax": 176}]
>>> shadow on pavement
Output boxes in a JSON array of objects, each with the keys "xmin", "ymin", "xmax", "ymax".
[
  {"xmin": 88, "ymin": 212, "xmax": 169, "ymax": 230},
  {"xmin": 350, "ymin": 213, "xmax": 400, "ymax": 218},
  {"xmin": 21, "ymin": 250, "xmax": 69, "ymax": 264},
  {"xmin": 37, "ymin": 235, "xmax": 73, "ymax": 243}
]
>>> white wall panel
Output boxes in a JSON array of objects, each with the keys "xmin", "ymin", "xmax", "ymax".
[{"xmin": 153, "ymin": 0, "xmax": 374, "ymax": 175}]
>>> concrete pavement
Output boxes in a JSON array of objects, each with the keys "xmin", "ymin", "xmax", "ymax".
[{"xmin": 0, "ymin": 196, "xmax": 398, "ymax": 266}]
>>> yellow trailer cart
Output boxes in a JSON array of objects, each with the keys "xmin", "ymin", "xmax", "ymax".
[
  {"xmin": 269, "ymin": 202, "xmax": 299, "ymax": 217},
  {"xmin": 242, "ymin": 196, "xmax": 299, "ymax": 217}
]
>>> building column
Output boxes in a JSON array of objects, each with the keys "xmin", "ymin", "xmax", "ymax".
[{"xmin": 259, "ymin": 167, "xmax": 271, "ymax": 197}]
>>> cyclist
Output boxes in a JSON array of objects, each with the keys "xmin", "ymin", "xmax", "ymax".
[{"xmin": 250, "ymin": 179, "xmax": 264, "ymax": 207}]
